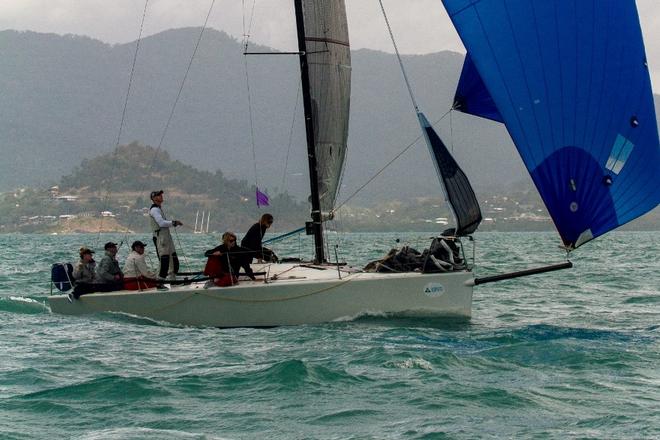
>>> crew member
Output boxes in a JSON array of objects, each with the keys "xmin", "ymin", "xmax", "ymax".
[
  {"xmin": 96, "ymin": 241, "xmax": 124, "ymax": 291},
  {"xmin": 71, "ymin": 247, "xmax": 97, "ymax": 299},
  {"xmin": 241, "ymin": 213, "xmax": 278, "ymax": 263},
  {"xmin": 149, "ymin": 190, "xmax": 183, "ymax": 280},
  {"xmin": 204, "ymin": 232, "xmax": 255, "ymax": 286},
  {"xmin": 123, "ymin": 240, "xmax": 158, "ymax": 290}
]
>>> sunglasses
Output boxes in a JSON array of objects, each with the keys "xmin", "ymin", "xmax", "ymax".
[{"xmin": 228, "ymin": 238, "xmax": 236, "ymax": 243}]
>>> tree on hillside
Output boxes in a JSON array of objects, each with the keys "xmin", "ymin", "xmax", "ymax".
[{"xmin": 56, "ymin": 142, "xmax": 308, "ymax": 231}]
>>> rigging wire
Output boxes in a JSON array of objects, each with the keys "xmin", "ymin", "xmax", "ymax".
[
  {"xmin": 450, "ymin": 109, "xmax": 455, "ymax": 153},
  {"xmin": 154, "ymin": 0, "xmax": 217, "ymax": 156},
  {"xmin": 241, "ymin": 0, "xmax": 261, "ymax": 202},
  {"xmin": 241, "ymin": 0, "xmax": 270, "ymax": 266},
  {"xmin": 173, "ymin": 227, "xmax": 191, "ymax": 273},
  {"xmin": 95, "ymin": 0, "xmax": 150, "ymax": 247},
  {"xmin": 243, "ymin": 54, "xmax": 261, "ymax": 194},
  {"xmin": 332, "ymin": 110, "xmax": 452, "ymax": 213},
  {"xmin": 374, "ymin": 0, "xmax": 460, "ymax": 233},
  {"xmin": 377, "ymin": 0, "xmax": 420, "ymax": 113},
  {"xmin": 242, "ymin": 0, "xmax": 258, "ymax": 50},
  {"xmin": 327, "ymin": 210, "xmax": 346, "ymax": 265},
  {"xmin": 280, "ymin": 84, "xmax": 301, "ymax": 193},
  {"xmin": 241, "ymin": 0, "xmax": 306, "ymax": 269},
  {"xmin": 120, "ymin": 0, "xmax": 217, "ymax": 244}
]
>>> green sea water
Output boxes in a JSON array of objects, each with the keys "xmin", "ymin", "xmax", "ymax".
[{"xmin": 0, "ymin": 231, "xmax": 659, "ymax": 439}]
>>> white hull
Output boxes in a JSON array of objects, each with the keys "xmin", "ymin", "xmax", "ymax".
[{"xmin": 48, "ymin": 264, "xmax": 474, "ymax": 327}]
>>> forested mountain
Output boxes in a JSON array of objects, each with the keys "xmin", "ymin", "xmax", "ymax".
[
  {"xmin": 1, "ymin": 28, "xmax": 658, "ymax": 216},
  {"xmin": 0, "ymin": 28, "xmax": 525, "ymax": 204}
]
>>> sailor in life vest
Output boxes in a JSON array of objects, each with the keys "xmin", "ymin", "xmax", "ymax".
[{"xmin": 149, "ymin": 190, "xmax": 183, "ymax": 280}]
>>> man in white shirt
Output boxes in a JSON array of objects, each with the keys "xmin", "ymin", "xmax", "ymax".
[
  {"xmin": 122, "ymin": 240, "xmax": 160, "ymax": 290},
  {"xmin": 149, "ymin": 190, "xmax": 183, "ymax": 279},
  {"xmin": 123, "ymin": 240, "xmax": 156, "ymax": 278}
]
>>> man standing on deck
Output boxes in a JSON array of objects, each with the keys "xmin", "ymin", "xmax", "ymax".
[{"xmin": 149, "ymin": 190, "xmax": 183, "ymax": 280}]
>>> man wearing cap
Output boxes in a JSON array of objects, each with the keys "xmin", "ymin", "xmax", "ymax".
[
  {"xmin": 123, "ymin": 240, "xmax": 159, "ymax": 290},
  {"xmin": 73, "ymin": 247, "xmax": 97, "ymax": 285},
  {"xmin": 149, "ymin": 190, "xmax": 183, "ymax": 280},
  {"xmin": 96, "ymin": 242, "xmax": 124, "ymax": 290},
  {"xmin": 70, "ymin": 247, "xmax": 98, "ymax": 299}
]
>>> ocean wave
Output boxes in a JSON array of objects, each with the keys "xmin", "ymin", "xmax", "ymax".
[
  {"xmin": 0, "ymin": 295, "xmax": 49, "ymax": 314},
  {"xmin": 623, "ymin": 295, "xmax": 660, "ymax": 304},
  {"xmin": 76, "ymin": 427, "xmax": 230, "ymax": 440},
  {"xmin": 98, "ymin": 311, "xmax": 179, "ymax": 327},
  {"xmin": 310, "ymin": 408, "xmax": 383, "ymax": 424},
  {"xmin": 486, "ymin": 324, "xmax": 639, "ymax": 344},
  {"xmin": 11, "ymin": 375, "xmax": 171, "ymax": 401},
  {"xmin": 383, "ymin": 357, "xmax": 433, "ymax": 370},
  {"xmin": 202, "ymin": 359, "xmax": 369, "ymax": 392}
]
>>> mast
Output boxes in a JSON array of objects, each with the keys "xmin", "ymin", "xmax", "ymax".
[{"xmin": 294, "ymin": 0, "xmax": 325, "ymax": 263}]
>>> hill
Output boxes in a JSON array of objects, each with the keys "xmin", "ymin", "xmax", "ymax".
[
  {"xmin": 0, "ymin": 142, "xmax": 307, "ymax": 233},
  {"xmin": 3, "ymin": 141, "xmax": 657, "ymax": 234}
]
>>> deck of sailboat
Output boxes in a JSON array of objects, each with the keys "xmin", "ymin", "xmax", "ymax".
[{"xmin": 48, "ymin": 263, "xmax": 474, "ymax": 327}]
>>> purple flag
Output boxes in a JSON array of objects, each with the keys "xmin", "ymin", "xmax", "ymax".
[{"xmin": 256, "ymin": 188, "xmax": 269, "ymax": 207}]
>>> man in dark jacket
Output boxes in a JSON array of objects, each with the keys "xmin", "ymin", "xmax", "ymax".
[
  {"xmin": 96, "ymin": 242, "xmax": 124, "ymax": 291},
  {"xmin": 241, "ymin": 213, "xmax": 278, "ymax": 263},
  {"xmin": 70, "ymin": 244, "xmax": 122, "ymax": 300}
]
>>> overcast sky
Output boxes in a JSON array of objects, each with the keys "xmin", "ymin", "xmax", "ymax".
[{"xmin": 1, "ymin": 0, "xmax": 659, "ymax": 86}]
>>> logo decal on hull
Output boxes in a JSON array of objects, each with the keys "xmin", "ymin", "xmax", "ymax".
[{"xmin": 424, "ymin": 283, "xmax": 445, "ymax": 297}]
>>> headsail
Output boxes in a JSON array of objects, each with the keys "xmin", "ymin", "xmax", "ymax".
[
  {"xmin": 418, "ymin": 113, "xmax": 482, "ymax": 236},
  {"xmin": 301, "ymin": 0, "xmax": 351, "ymax": 215},
  {"xmin": 443, "ymin": 0, "xmax": 660, "ymax": 248},
  {"xmin": 376, "ymin": 0, "xmax": 482, "ymax": 236}
]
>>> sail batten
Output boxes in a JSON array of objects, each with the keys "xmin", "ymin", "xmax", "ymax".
[
  {"xmin": 305, "ymin": 37, "xmax": 349, "ymax": 47},
  {"xmin": 443, "ymin": 0, "xmax": 660, "ymax": 248}
]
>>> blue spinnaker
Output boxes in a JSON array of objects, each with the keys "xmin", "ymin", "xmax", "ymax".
[
  {"xmin": 453, "ymin": 53, "xmax": 503, "ymax": 123},
  {"xmin": 443, "ymin": 0, "xmax": 660, "ymax": 248}
]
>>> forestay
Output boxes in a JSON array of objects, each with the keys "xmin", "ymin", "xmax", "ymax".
[
  {"xmin": 301, "ymin": 0, "xmax": 352, "ymax": 215},
  {"xmin": 444, "ymin": 0, "xmax": 660, "ymax": 248}
]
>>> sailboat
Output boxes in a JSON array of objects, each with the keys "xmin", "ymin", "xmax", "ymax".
[
  {"xmin": 48, "ymin": 0, "xmax": 659, "ymax": 327},
  {"xmin": 193, "ymin": 211, "xmax": 210, "ymax": 234}
]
